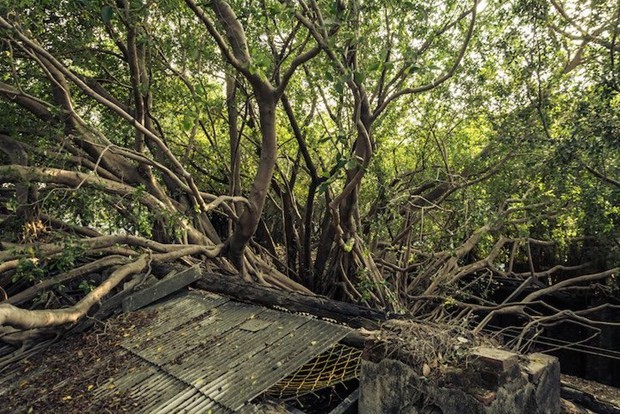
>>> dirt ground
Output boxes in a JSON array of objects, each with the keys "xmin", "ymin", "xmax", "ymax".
[{"xmin": 2, "ymin": 310, "xmax": 155, "ymax": 414}]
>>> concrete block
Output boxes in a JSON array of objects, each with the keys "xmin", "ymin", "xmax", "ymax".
[
  {"xmin": 525, "ymin": 353, "xmax": 557, "ymax": 384},
  {"xmin": 359, "ymin": 348, "xmax": 561, "ymax": 414},
  {"xmin": 472, "ymin": 347, "xmax": 519, "ymax": 372},
  {"xmin": 359, "ymin": 359, "xmax": 423, "ymax": 414}
]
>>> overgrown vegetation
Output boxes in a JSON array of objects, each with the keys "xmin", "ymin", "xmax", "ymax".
[{"xmin": 0, "ymin": 0, "xmax": 618, "ymax": 355}]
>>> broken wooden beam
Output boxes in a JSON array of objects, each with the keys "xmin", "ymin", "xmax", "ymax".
[
  {"xmin": 122, "ymin": 266, "xmax": 202, "ymax": 312},
  {"xmin": 561, "ymin": 383, "xmax": 620, "ymax": 414},
  {"xmin": 329, "ymin": 388, "xmax": 359, "ymax": 414}
]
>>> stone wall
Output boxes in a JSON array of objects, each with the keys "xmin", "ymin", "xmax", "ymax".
[{"xmin": 359, "ymin": 347, "xmax": 560, "ymax": 414}]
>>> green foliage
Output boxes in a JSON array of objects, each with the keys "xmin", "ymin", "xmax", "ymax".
[
  {"xmin": 4, "ymin": 195, "xmax": 18, "ymax": 214},
  {"xmin": 78, "ymin": 279, "xmax": 96, "ymax": 294},
  {"xmin": 13, "ymin": 257, "xmax": 45, "ymax": 283},
  {"xmin": 11, "ymin": 236, "xmax": 87, "ymax": 284},
  {"xmin": 356, "ymin": 268, "xmax": 373, "ymax": 302},
  {"xmin": 100, "ymin": 5, "xmax": 113, "ymax": 23},
  {"xmin": 343, "ymin": 238, "xmax": 355, "ymax": 253},
  {"xmin": 1, "ymin": 0, "xmax": 618, "ymax": 302},
  {"xmin": 48, "ymin": 240, "xmax": 85, "ymax": 273},
  {"xmin": 127, "ymin": 185, "xmax": 154, "ymax": 237}
]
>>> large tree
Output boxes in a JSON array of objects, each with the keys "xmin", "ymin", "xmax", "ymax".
[{"xmin": 0, "ymin": 0, "xmax": 618, "ymax": 353}]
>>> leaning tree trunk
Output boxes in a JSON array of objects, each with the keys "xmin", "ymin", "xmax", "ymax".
[{"xmin": 227, "ymin": 88, "xmax": 278, "ymax": 274}]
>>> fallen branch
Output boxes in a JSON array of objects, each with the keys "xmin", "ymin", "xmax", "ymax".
[
  {"xmin": 0, "ymin": 234, "xmax": 217, "ymax": 262},
  {"xmin": 5, "ymin": 255, "xmax": 130, "ymax": 306},
  {"xmin": 0, "ymin": 244, "xmax": 224, "ymax": 330},
  {"xmin": 0, "ymin": 255, "xmax": 148, "ymax": 329},
  {"xmin": 192, "ymin": 270, "xmax": 404, "ymax": 329}
]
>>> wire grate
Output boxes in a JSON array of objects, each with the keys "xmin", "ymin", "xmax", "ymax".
[{"xmin": 265, "ymin": 343, "xmax": 362, "ymax": 399}]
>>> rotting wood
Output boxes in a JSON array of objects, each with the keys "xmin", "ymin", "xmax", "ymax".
[
  {"xmin": 561, "ymin": 383, "xmax": 620, "ymax": 414},
  {"xmin": 189, "ymin": 269, "xmax": 404, "ymax": 330},
  {"xmin": 329, "ymin": 388, "xmax": 359, "ymax": 414},
  {"xmin": 122, "ymin": 265, "xmax": 202, "ymax": 312}
]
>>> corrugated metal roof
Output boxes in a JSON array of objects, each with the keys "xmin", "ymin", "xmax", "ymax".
[{"xmin": 93, "ymin": 290, "xmax": 352, "ymax": 413}]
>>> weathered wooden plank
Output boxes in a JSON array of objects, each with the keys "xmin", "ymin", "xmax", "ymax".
[
  {"xmin": 122, "ymin": 266, "xmax": 202, "ymax": 312},
  {"xmin": 329, "ymin": 388, "xmax": 359, "ymax": 414},
  {"xmin": 561, "ymin": 383, "xmax": 620, "ymax": 414}
]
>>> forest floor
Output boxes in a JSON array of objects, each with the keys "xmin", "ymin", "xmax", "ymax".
[{"xmin": 2, "ymin": 311, "xmax": 151, "ymax": 413}]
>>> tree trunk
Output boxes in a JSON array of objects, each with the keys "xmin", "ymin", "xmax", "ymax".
[
  {"xmin": 191, "ymin": 270, "xmax": 397, "ymax": 329},
  {"xmin": 227, "ymin": 87, "xmax": 278, "ymax": 271}
]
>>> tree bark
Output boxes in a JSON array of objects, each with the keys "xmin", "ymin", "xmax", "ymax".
[
  {"xmin": 0, "ymin": 255, "xmax": 148, "ymax": 329},
  {"xmin": 227, "ymin": 89, "xmax": 278, "ymax": 271},
  {"xmin": 192, "ymin": 270, "xmax": 399, "ymax": 329}
]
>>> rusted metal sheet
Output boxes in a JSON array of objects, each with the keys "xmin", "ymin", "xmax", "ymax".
[
  {"xmin": 117, "ymin": 290, "xmax": 351, "ymax": 413},
  {"xmin": 210, "ymin": 318, "xmax": 352, "ymax": 411},
  {"xmin": 5, "ymin": 289, "xmax": 352, "ymax": 413},
  {"xmin": 122, "ymin": 290, "xmax": 229, "ymax": 351}
]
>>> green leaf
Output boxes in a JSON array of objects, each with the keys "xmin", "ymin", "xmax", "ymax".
[
  {"xmin": 253, "ymin": 51, "xmax": 271, "ymax": 70},
  {"xmin": 335, "ymin": 157, "xmax": 348, "ymax": 170},
  {"xmin": 182, "ymin": 112, "xmax": 193, "ymax": 132},
  {"xmin": 345, "ymin": 159, "xmax": 358, "ymax": 171},
  {"xmin": 343, "ymin": 238, "xmax": 355, "ymax": 253},
  {"xmin": 317, "ymin": 182, "xmax": 329, "ymax": 194},
  {"xmin": 101, "ymin": 5, "xmax": 113, "ymax": 24},
  {"xmin": 334, "ymin": 81, "xmax": 344, "ymax": 94},
  {"xmin": 368, "ymin": 61, "xmax": 382, "ymax": 72},
  {"xmin": 353, "ymin": 71, "xmax": 366, "ymax": 84},
  {"xmin": 404, "ymin": 65, "xmax": 421, "ymax": 75},
  {"xmin": 267, "ymin": 2, "xmax": 283, "ymax": 14}
]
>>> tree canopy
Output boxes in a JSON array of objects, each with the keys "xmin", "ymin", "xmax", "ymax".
[{"xmin": 0, "ymin": 0, "xmax": 618, "ymax": 350}]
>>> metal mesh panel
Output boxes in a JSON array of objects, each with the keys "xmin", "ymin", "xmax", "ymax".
[{"xmin": 265, "ymin": 343, "xmax": 362, "ymax": 399}]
